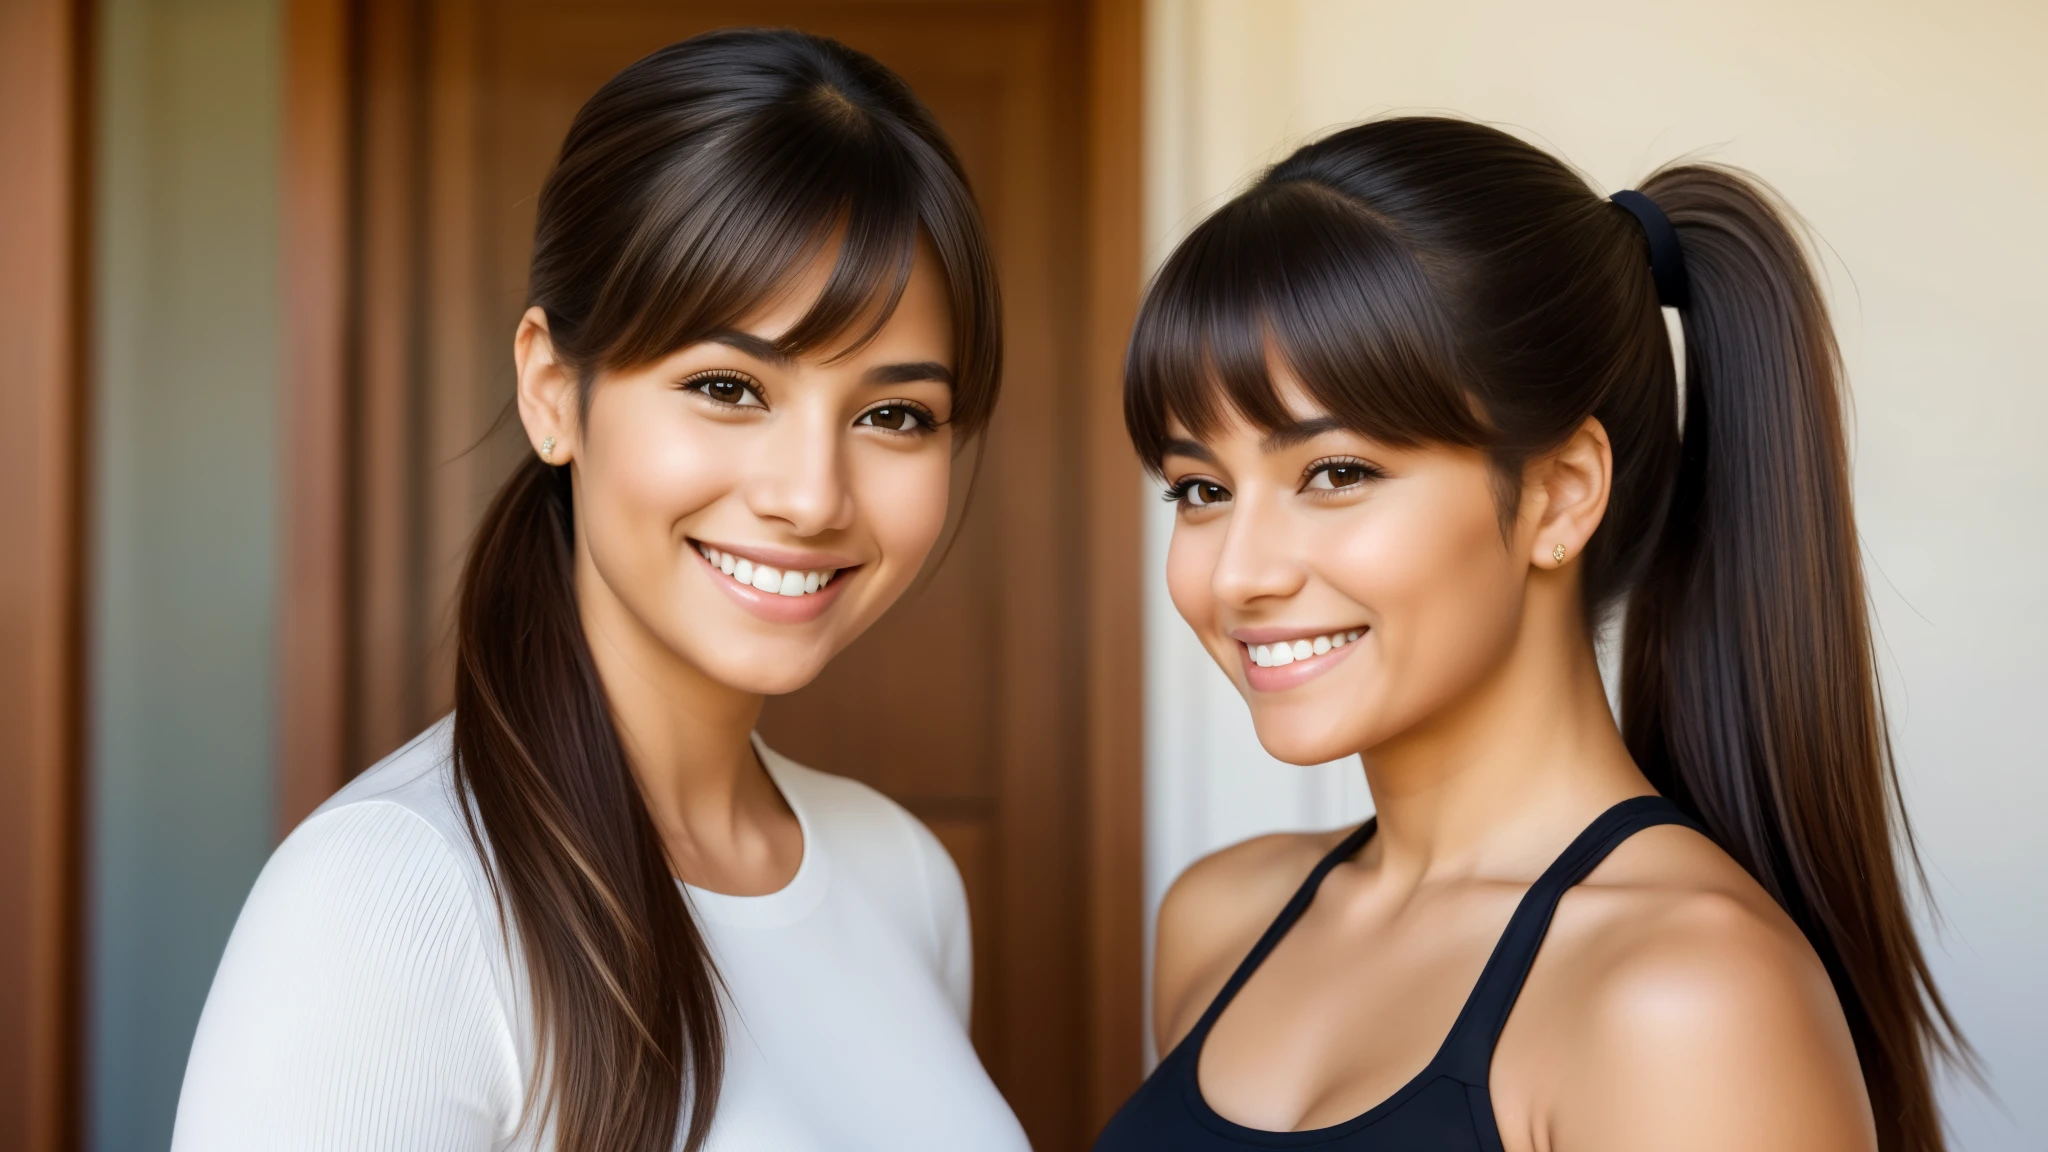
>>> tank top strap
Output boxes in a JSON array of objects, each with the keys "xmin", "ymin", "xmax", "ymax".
[
  {"xmin": 1433, "ymin": 795, "xmax": 1706, "ymax": 1085},
  {"xmin": 1177, "ymin": 818, "xmax": 1379, "ymax": 1053}
]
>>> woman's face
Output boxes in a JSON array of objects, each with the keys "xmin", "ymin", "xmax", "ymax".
[
  {"xmin": 530, "ymin": 242, "xmax": 959, "ymax": 698},
  {"xmin": 1159, "ymin": 378, "xmax": 1533, "ymax": 765}
]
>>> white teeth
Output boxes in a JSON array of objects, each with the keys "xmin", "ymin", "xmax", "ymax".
[
  {"xmin": 1247, "ymin": 629, "xmax": 1365, "ymax": 668},
  {"xmin": 698, "ymin": 544, "xmax": 840, "ymax": 598}
]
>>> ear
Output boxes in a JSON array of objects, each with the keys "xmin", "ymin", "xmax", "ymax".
[
  {"xmin": 514, "ymin": 306, "xmax": 578, "ymax": 464},
  {"xmin": 1521, "ymin": 416, "xmax": 1613, "ymax": 570}
]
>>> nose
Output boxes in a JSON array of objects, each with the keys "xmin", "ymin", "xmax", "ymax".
[
  {"xmin": 1208, "ymin": 493, "xmax": 1308, "ymax": 608},
  {"xmin": 743, "ymin": 406, "xmax": 856, "ymax": 536}
]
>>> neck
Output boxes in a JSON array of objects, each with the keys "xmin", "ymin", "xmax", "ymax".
[
  {"xmin": 1359, "ymin": 577, "xmax": 1651, "ymax": 880},
  {"xmin": 573, "ymin": 550, "xmax": 778, "ymax": 855}
]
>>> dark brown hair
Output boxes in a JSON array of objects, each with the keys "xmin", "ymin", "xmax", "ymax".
[
  {"xmin": 1128, "ymin": 117, "xmax": 1960, "ymax": 1150},
  {"xmin": 451, "ymin": 29, "xmax": 999, "ymax": 1152}
]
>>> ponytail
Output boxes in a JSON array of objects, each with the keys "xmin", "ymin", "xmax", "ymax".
[
  {"xmin": 453, "ymin": 457, "xmax": 723, "ymax": 1150},
  {"xmin": 1621, "ymin": 165, "xmax": 1964, "ymax": 1152}
]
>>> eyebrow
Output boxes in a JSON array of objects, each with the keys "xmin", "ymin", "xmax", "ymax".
[
  {"xmin": 704, "ymin": 329, "xmax": 953, "ymax": 387},
  {"xmin": 862, "ymin": 360, "xmax": 953, "ymax": 386},
  {"xmin": 1161, "ymin": 438, "xmax": 1219, "ymax": 465},
  {"xmin": 1161, "ymin": 417, "xmax": 1346, "ymax": 465},
  {"xmin": 705, "ymin": 329, "xmax": 793, "ymax": 366},
  {"xmin": 1261, "ymin": 416, "xmax": 1346, "ymax": 452}
]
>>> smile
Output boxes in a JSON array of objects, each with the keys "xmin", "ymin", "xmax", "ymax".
[
  {"xmin": 1235, "ymin": 627, "xmax": 1367, "ymax": 692},
  {"xmin": 695, "ymin": 542, "xmax": 840, "ymax": 598},
  {"xmin": 1245, "ymin": 630, "xmax": 1364, "ymax": 668}
]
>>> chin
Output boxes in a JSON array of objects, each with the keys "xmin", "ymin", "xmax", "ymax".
[
  {"xmin": 1246, "ymin": 702, "xmax": 1370, "ymax": 767},
  {"xmin": 705, "ymin": 650, "xmax": 834, "ymax": 697}
]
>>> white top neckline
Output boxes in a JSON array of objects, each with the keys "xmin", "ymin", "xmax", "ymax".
[{"xmin": 680, "ymin": 733, "xmax": 832, "ymax": 929}]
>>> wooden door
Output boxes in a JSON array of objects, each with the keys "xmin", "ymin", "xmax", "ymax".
[{"xmin": 278, "ymin": 1, "xmax": 1145, "ymax": 1147}]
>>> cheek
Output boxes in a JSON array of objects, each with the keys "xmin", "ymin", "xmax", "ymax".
[
  {"xmin": 1330, "ymin": 482, "xmax": 1521, "ymax": 689},
  {"xmin": 1163, "ymin": 527, "xmax": 1214, "ymax": 628},
  {"xmin": 580, "ymin": 397, "xmax": 733, "ymax": 559},
  {"xmin": 852, "ymin": 446, "xmax": 952, "ymax": 574},
  {"xmin": 1337, "ymin": 496, "xmax": 1498, "ymax": 604}
]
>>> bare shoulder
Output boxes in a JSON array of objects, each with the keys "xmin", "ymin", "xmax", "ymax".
[
  {"xmin": 1152, "ymin": 826, "xmax": 1355, "ymax": 1054},
  {"xmin": 1536, "ymin": 826, "xmax": 1875, "ymax": 1152}
]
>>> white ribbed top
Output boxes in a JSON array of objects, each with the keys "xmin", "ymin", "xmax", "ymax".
[{"xmin": 171, "ymin": 718, "xmax": 1029, "ymax": 1151}]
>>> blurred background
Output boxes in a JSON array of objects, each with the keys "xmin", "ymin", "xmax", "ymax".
[{"xmin": 0, "ymin": 1, "xmax": 2040, "ymax": 1150}]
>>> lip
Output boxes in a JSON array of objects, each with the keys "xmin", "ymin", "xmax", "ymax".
[
  {"xmin": 1228, "ymin": 624, "xmax": 1367, "ymax": 646},
  {"xmin": 1236, "ymin": 628, "xmax": 1367, "ymax": 692},
  {"xmin": 693, "ymin": 541, "xmax": 857, "ymax": 625}
]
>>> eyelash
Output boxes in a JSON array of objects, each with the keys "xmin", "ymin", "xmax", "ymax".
[
  {"xmin": 1161, "ymin": 478, "xmax": 1229, "ymax": 508},
  {"xmin": 681, "ymin": 369, "xmax": 766, "ymax": 407},
  {"xmin": 1161, "ymin": 457, "xmax": 1387, "ymax": 508},
  {"xmin": 1301, "ymin": 456, "xmax": 1386, "ymax": 493},
  {"xmin": 855, "ymin": 401, "xmax": 943, "ymax": 436},
  {"xmin": 680, "ymin": 369, "xmax": 941, "ymax": 436}
]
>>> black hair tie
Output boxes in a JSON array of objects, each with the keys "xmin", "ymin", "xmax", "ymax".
[{"xmin": 1610, "ymin": 190, "xmax": 1690, "ymax": 310}]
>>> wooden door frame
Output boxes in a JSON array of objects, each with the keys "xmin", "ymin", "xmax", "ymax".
[
  {"xmin": 276, "ymin": 0, "xmax": 1148, "ymax": 1130},
  {"xmin": 0, "ymin": 1, "xmax": 92, "ymax": 1149},
  {"xmin": 1079, "ymin": 0, "xmax": 1146, "ymax": 1128}
]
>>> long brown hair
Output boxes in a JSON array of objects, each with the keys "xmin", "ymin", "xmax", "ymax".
[
  {"xmin": 451, "ymin": 29, "xmax": 1000, "ymax": 1152},
  {"xmin": 1125, "ymin": 117, "xmax": 1961, "ymax": 1150}
]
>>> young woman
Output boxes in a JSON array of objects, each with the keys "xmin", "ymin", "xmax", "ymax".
[
  {"xmin": 173, "ymin": 30, "xmax": 1029, "ymax": 1152},
  {"xmin": 1094, "ymin": 118, "xmax": 1961, "ymax": 1152}
]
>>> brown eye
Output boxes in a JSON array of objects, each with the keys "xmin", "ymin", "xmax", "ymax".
[
  {"xmin": 1166, "ymin": 480, "xmax": 1230, "ymax": 508},
  {"xmin": 1305, "ymin": 460, "xmax": 1382, "ymax": 491},
  {"xmin": 858, "ymin": 404, "xmax": 931, "ymax": 433},
  {"xmin": 686, "ymin": 372, "xmax": 765, "ymax": 408}
]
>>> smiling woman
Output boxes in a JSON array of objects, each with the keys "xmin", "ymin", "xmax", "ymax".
[
  {"xmin": 171, "ymin": 29, "xmax": 1026, "ymax": 1152},
  {"xmin": 1096, "ymin": 118, "xmax": 1962, "ymax": 1152}
]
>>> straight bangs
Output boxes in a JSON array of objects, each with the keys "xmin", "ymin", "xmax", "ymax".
[
  {"xmin": 1124, "ymin": 180, "xmax": 1489, "ymax": 473},
  {"xmin": 535, "ymin": 63, "xmax": 1001, "ymax": 433}
]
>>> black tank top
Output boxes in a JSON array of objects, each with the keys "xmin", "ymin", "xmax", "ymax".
[{"xmin": 1093, "ymin": 796, "xmax": 1703, "ymax": 1152}]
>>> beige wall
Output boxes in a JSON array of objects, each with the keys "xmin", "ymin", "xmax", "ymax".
[{"xmin": 1140, "ymin": 2, "xmax": 2048, "ymax": 1146}]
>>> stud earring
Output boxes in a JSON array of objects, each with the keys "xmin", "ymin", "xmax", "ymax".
[
  {"xmin": 1552, "ymin": 543, "xmax": 1567, "ymax": 563},
  {"xmin": 540, "ymin": 436, "xmax": 556, "ymax": 462}
]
